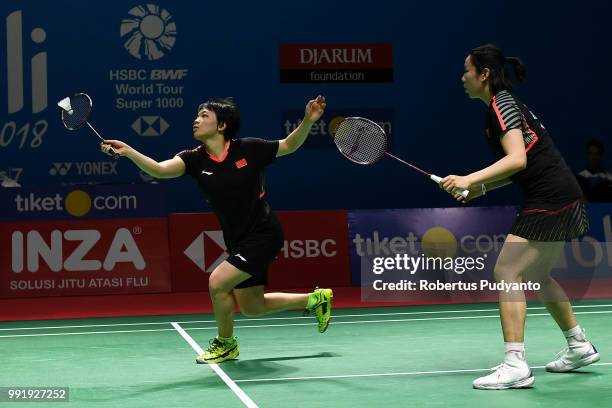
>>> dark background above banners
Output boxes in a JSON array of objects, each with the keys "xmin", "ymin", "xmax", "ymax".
[{"xmin": 0, "ymin": 1, "xmax": 610, "ymax": 213}]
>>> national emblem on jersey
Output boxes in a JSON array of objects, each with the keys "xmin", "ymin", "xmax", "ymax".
[{"xmin": 235, "ymin": 158, "xmax": 248, "ymax": 168}]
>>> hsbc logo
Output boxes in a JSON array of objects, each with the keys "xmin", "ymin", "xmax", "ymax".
[
  {"xmin": 131, "ymin": 116, "xmax": 169, "ymax": 136},
  {"xmin": 183, "ymin": 230, "xmax": 337, "ymax": 273},
  {"xmin": 183, "ymin": 230, "xmax": 228, "ymax": 272},
  {"xmin": 49, "ymin": 161, "xmax": 118, "ymax": 177}
]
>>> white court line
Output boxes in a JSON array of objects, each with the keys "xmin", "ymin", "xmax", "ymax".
[
  {"xmin": 171, "ymin": 322, "xmax": 258, "ymax": 408},
  {"xmin": 181, "ymin": 310, "xmax": 612, "ymax": 332},
  {"xmin": 2, "ymin": 303, "xmax": 612, "ymax": 332},
  {"xmin": 1, "ymin": 310, "xmax": 612, "ymax": 339},
  {"xmin": 233, "ymin": 362, "xmax": 612, "ymax": 383}
]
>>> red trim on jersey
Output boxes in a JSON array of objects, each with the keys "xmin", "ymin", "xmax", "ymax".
[
  {"xmin": 522, "ymin": 200, "xmax": 577, "ymax": 215},
  {"xmin": 491, "ymin": 96, "xmax": 507, "ymax": 131},
  {"xmin": 206, "ymin": 140, "xmax": 231, "ymax": 162},
  {"xmin": 521, "ymin": 114, "xmax": 540, "ymax": 153}
]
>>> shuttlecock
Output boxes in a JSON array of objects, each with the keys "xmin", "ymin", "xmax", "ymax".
[{"xmin": 57, "ymin": 97, "xmax": 74, "ymax": 115}]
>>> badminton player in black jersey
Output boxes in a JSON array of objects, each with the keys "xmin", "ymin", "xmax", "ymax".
[
  {"xmin": 100, "ymin": 95, "xmax": 332, "ymax": 363},
  {"xmin": 440, "ymin": 44, "xmax": 599, "ymax": 389}
]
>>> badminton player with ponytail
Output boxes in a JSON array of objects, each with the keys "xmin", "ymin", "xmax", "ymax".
[
  {"xmin": 100, "ymin": 96, "xmax": 333, "ymax": 364},
  {"xmin": 440, "ymin": 44, "xmax": 598, "ymax": 390}
]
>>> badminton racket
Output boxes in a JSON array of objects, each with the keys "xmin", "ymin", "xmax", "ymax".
[
  {"xmin": 332, "ymin": 117, "xmax": 469, "ymax": 198},
  {"xmin": 57, "ymin": 93, "xmax": 119, "ymax": 159}
]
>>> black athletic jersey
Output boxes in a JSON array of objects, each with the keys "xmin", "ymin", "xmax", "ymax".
[
  {"xmin": 486, "ymin": 90, "xmax": 583, "ymax": 209},
  {"xmin": 177, "ymin": 138, "xmax": 280, "ymax": 248}
]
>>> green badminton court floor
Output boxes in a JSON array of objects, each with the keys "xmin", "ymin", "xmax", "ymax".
[{"xmin": 1, "ymin": 300, "xmax": 611, "ymax": 407}]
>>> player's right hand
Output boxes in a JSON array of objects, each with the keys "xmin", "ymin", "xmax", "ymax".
[{"xmin": 100, "ymin": 139, "xmax": 131, "ymax": 157}]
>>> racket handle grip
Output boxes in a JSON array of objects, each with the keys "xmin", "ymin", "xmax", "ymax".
[
  {"xmin": 430, "ymin": 174, "xmax": 469, "ymax": 198},
  {"xmin": 108, "ymin": 147, "xmax": 120, "ymax": 160}
]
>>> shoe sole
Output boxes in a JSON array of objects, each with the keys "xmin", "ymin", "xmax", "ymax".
[
  {"xmin": 545, "ymin": 352, "xmax": 600, "ymax": 373},
  {"xmin": 196, "ymin": 347, "xmax": 239, "ymax": 364},
  {"xmin": 317, "ymin": 291, "xmax": 333, "ymax": 333},
  {"xmin": 473, "ymin": 373, "xmax": 535, "ymax": 390},
  {"xmin": 319, "ymin": 317, "xmax": 331, "ymax": 333}
]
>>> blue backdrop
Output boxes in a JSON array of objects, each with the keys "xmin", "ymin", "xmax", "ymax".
[{"xmin": 1, "ymin": 0, "xmax": 610, "ymax": 213}]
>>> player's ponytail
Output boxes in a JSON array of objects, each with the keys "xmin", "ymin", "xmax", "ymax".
[
  {"xmin": 469, "ymin": 44, "xmax": 526, "ymax": 94},
  {"xmin": 505, "ymin": 56, "xmax": 526, "ymax": 82}
]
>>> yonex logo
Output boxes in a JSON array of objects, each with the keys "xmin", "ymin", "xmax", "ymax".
[
  {"xmin": 49, "ymin": 163, "xmax": 72, "ymax": 176},
  {"xmin": 120, "ymin": 4, "xmax": 177, "ymax": 60},
  {"xmin": 48, "ymin": 162, "xmax": 118, "ymax": 177},
  {"xmin": 131, "ymin": 116, "xmax": 169, "ymax": 136},
  {"xmin": 4, "ymin": 10, "xmax": 48, "ymax": 114}
]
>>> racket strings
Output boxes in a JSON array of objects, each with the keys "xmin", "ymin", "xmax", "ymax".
[
  {"xmin": 61, "ymin": 94, "xmax": 91, "ymax": 130},
  {"xmin": 333, "ymin": 118, "xmax": 387, "ymax": 164}
]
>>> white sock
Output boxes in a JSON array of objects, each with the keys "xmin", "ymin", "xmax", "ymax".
[
  {"xmin": 563, "ymin": 325, "xmax": 587, "ymax": 346},
  {"xmin": 504, "ymin": 342, "xmax": 525, "ymax": 362}
]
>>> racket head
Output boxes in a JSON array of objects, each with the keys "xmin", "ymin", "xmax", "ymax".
[
  {"xmin": 60, "ymin": 93, "xmax": 93, "ymax": 130},
  {"xmin": 332, "ymin": 116, "xmax": 388, "ymax": 165}
]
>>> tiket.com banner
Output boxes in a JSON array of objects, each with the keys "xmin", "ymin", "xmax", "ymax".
[
  {"xmin": 168, "ymin": 210, "xmax": 351, "ymax": 291},
  {"xmin": 0, "ymin": 218, "xmax": 171, "ymax": 298},
  {"xmin": 348, "ymin": 205, "xmax": 612, "ymax": 304},
  {"xmin": 0, "ymin": 184, "xmax": 165, "ymax": 221},
  {"xmin": 280, "ymin": 109, "xmax": 394, "ymax": 149}
]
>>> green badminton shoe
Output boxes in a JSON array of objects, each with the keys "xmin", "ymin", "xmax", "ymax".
[
  {"xmin": 196, "ymin": 336, "xmax": 239, "ymax": 364},
  {"xmin": 305, "ymin": 288, "xmax": 333, "ymax": 333}
]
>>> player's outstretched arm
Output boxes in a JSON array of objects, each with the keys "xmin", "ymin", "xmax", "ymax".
[
  {"xmin": 101, "ymin": 140, "xmax": 185, "ymax": 179},
  {"xmin": 277, "ymin": 95, "xmax": 326, "ymax": 157}
]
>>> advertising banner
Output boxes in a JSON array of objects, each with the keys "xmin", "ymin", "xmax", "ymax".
[
  {"xmin": 0, "ymin": 184, "xmax": 166, "ymax": 221},
  {"xmin": 169, "ymin": 210, "xmax": 351, "ymax": 291},
  {"xmin": 0, "ymin": 218, "xmax": 171, "ymax": 298},
  {"xmin": 348, "ymin": 205, "xmax": 612, "ymax": 303}
]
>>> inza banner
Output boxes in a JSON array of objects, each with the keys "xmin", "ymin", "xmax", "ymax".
[{"xmin": 0, "ymin": 218, "xmax": 171, "ymax": 297}]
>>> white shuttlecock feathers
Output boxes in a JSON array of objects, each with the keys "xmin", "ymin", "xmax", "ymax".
[{"xmin": 57, "ymin": 97, "xmax": 74, "ymax": 115}]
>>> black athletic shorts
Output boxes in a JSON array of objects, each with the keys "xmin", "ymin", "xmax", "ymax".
[
  {"xmin": 226, "ymin": 213, "xmax": 285, "ymax": 289},
  {"xmin": 510, "ymin": 199, "xmax": 589, "ymax": 241}
]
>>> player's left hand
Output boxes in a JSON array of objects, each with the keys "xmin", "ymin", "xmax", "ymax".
[
  {"xmin": 304, "ymin": 95, "xmax": 326, "ymax": 122},
  {"xmin": 440, "ymin": 174, "xmax": 472, "ymax": 194}
]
